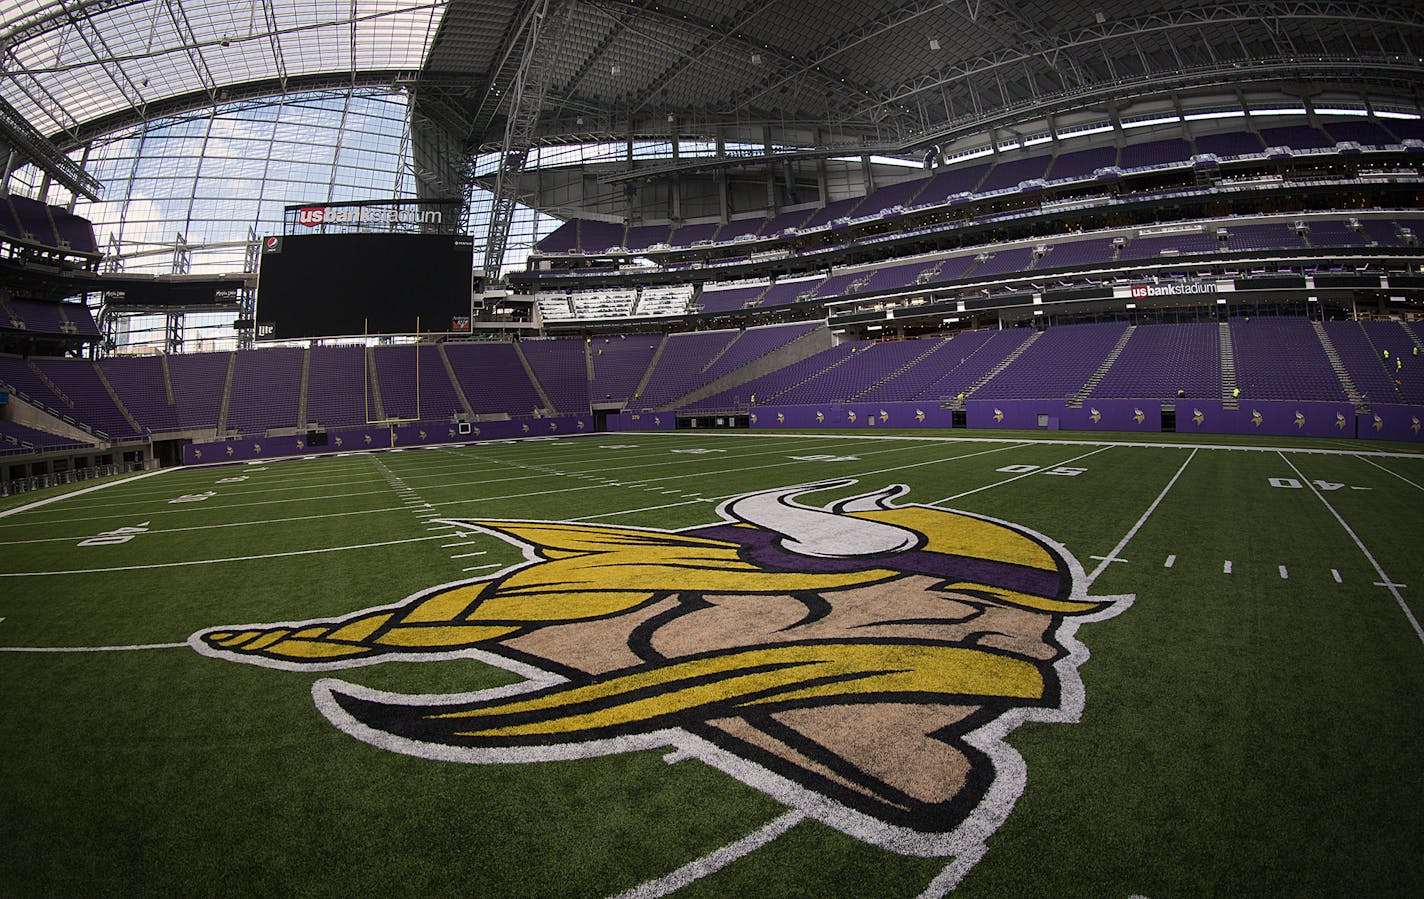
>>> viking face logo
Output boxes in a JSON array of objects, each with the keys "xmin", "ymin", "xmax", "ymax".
[
  {"xmin": 750, "ymin": 413, "xmax": 758, "ymax": 424},
  {"xmin": 992, "ymin": 408, "xmax": 1004, "ymax": 423},
  {"xmin": 1088, "ymin": 407, "xmax": 1101, "ymax": 424},
  {"xmin": 1131, "ymin": 407, "xmax": 1145, "ymax": 425},
  {"xmin": 1412, "ymin": 416, "xmax": 1421, "ymax": 435},
  {"xmin": 915, "ymin": 409, "xmax": 925, "ymax": 423},
  {"xmin": 1251, "ymin": 409, "xmax": 1263, "ymax": 427},
  {"xmin": 1192, "ymin": 408, "xmax": 1205, "ymax": 426},
  {"xmin": 847, "ymin": 410, "xmax": 858, "ymax": 423},
  {"xmin": 1294, "ymin": 411, "xmax": 1306, "ymax": 429},
  {"xmin": 1374, "ymin": 414, "xmax": 1385, "ymax": 432},
  {"xmin": 777, "ymin": 412, "xmax": 786, "ymax": 423},
  {"xmin": 191, "ymin": 481, "xmax": 1126, "ymax": 861},
  {"xmin": 1335, "ymin": 413, "xmax": 1347, "ymax": 430},
  {"xmin": 815, "ymin": 411, "xmax": 825, "ymax": 423}
]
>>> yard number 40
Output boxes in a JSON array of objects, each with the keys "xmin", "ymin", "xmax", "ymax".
[{"xmin": 1268, "ymin": 477, "xmax": 1348, "ymax": 491}]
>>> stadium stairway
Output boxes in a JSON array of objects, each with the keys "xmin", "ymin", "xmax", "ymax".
[
  {"xmin": 296, "ymin": 349, "xmax": 311, "ymax": 426},
  {"xmin": 363, "ymin": 347, "xmax": 387, "ymax": 421},
  {"xmin": 851, "ymin": 339, "xmax": 948, "ymax": 400},
  {"xmin": 437, "ymin": 344, "xmax": 475, "ymax": 417},
  {"xmin": 631, "ymin": 334, "xmax": 669, "ymax": 401},
  {"xmin": 1405, "ymin": 322, "xmax": 1424, "ymax": 352},
  {"xmin": 952, "ymin": 331, "xmax": 1042, "ymax": 409},
  {"xmin": 24, "ymin": 360, "xmax": 75, "ymax": 411},
  {"xmin": 1312, "ymin": 321, "xmax": 1369, "ymax": 412},
  {"xmin": 160, "ymin": 355, "xmax": 176, "ymax": 405},
  {"xmin": 1067, "ymin": 325, "xmax": 1137, "ymax": 408},
  {"xmin": 92, "ymin": 362, "xmax": 143, "ymax": 435},
  {"xmin": 671, "ymin": 326, "xmax": 834, "ymax": 410},
  {"xmin": 511, "ymin": 342, "xmax": 557, "ymax": 414},
  {"xmin": 760, "ymin": 347, "xmax": 865, "ymax": 405},
  {"xmin": 1219, "ymin": 322, "xmax": 1239, "ymax": 409},
  {"xmin": 214, "ymin": 352, "xmax": 237, "ymax": 433}
]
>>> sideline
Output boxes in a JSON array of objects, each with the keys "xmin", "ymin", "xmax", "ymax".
[{"xmin": 0, "ymin": 468, "xmax": 173, "ymax": 520}]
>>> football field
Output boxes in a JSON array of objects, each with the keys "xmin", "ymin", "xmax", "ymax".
[{"xmin": 2, "ymin": 430, "xmax": 1422, "ymax": 897}]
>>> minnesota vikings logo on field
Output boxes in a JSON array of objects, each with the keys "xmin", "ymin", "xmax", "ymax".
[{"xmin": 191, "ymin": 481, "xmax": 1128, "ymax": 863}]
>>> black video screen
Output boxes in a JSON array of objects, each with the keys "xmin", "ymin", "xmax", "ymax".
[{"xmin": 256, "ymin": 233, "xmax": 473, "ymax": 338}]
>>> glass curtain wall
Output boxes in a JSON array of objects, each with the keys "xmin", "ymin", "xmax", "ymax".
[{"xmin": 6, "ymin": 87, "xmax": 559, "ymax": 351}]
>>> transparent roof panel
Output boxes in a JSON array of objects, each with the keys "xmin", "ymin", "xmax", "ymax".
[{"xmin": 0, "ymin": 0, "xmax": 448, "ymax": 137}]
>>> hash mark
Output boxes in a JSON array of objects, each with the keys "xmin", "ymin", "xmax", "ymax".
[
  {"xmin": 450, "ymin": 551, "xmax": 487, "ymax": 559},
  {"xmin": 1332, "ymin": 569, "xmax": 1342, "ymax": 583},
  {"xmin": 1164, "ymin": 555, "xmax": 1176, "ymax": 568},
  {"xmin": 1279, "ymin": 565, "xmax": 1289, "ymax": 580},
  {"xmin": 1223, "ymin": 560, "xmax": 1233, "ymax": 574}
]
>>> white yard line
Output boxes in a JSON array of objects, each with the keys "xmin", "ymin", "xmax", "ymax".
[
  {"xmin": 932, "ymin": 446, "xmax": 1113, "ymax": 505},
  {"xmin": 571, "ymin": 443, "xmax": 1032, "ymax": 522},
  {"xmin": 606, "ymin": 811, "xmax": 806, "ymax": 899},
  {"xmin": 0, "ymin": 535, "xmax": 447, "ymax": 578},
  {"xmin": 1355, "ymin": 454, "xmax": 1424, "ymax": 492},
  {"xmin": 632, "ymin": 428, "xmax": 1424, "ymax": 458},
  {"xmin": 0, "ymin": 468, "xmax": 172, "ymax": 520},
  {"xmin": 1085, "ymin": 449, "xmax": 1197, "ymax": 585},
  {"xmin": 1279, "ymin": 452, "xmax": 1424, "ymax": 646},
  {"xmin": 0, "ymin": 642, "xmax": 186, "ymax": 653}
]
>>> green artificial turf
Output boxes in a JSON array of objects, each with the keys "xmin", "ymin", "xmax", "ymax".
[{"xmin": 2, "ymin": 431, "xmax": 1420, "ymax": 897}]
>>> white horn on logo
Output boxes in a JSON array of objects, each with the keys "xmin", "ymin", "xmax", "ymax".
[
  {"xmin": 725, "ymin": 481, "xmax": 920, "ymax": 558},
  {"xmin": 831, "ymin": 483, "xmax": 909, "ymax": 513}
]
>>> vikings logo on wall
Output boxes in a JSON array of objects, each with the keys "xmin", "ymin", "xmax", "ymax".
[{"xmin": 191, "ymin": 481, "xmax": 1128, "ymax": 861}]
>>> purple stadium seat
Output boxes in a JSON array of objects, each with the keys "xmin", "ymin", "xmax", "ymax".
[{"xmin": 519, "ymin": 338, "xmax": 590, "ymax": 414}]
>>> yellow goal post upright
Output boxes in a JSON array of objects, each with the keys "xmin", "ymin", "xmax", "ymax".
[{"xmin": 363, "ymin": 316, "xmax": 423, "ymax": 446}]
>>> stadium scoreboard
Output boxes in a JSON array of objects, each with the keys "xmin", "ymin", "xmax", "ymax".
[{"xmin": 256, "ymin": 200, "xmax": 473, "ymax": 339}]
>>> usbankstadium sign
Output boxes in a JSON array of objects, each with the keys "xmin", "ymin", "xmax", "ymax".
[
  {"xmin": 282, "ymin": 198, "xmax": 460, "ymax": 236},
  {"xmin": 1116, "ymin": 279, "xmax": 1233, "ymax": 300},
  {"xmin": 296, "ymin": 206, "xmax": 442, "ymax": 227}
]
